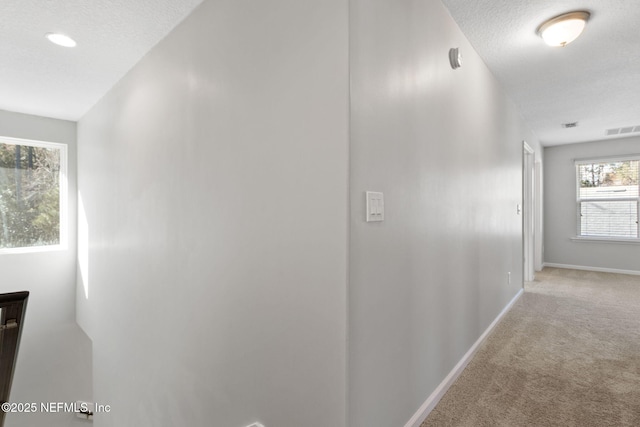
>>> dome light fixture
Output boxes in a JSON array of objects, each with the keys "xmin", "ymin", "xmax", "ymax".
[
  {"xmin": 45, "ymin": 33, "xmax": 77, "ymax": 48},
  {"xmin": 537, "ymin": 11, "xmax": 590, "ymax": 47}
]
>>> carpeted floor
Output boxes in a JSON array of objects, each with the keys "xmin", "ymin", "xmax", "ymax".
[{"xmin": 422, "ymin": 267, "xmax": 640, "ymax": 427}]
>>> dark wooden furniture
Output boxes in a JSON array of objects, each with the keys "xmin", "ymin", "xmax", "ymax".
[{"xmin": 0, "ymin": 292, "xmax": 29, "ymax": 427}]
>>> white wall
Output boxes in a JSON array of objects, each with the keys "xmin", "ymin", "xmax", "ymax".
[
  {"xmin": 348, "ymin": 0, "xmax": 539, "ymax": 425},
  {"xmin": 72, "ymin": 0, "xmax": 548, "ymax": 425},
  {"xmin": 544, "ymin": 136, "xmax": 640, "ymax": 273},
  {"xmin": 0, "ymin": 109, "xmax": 92, "ymax": 427},
  {"xmin": 76, "ymin": 0, "xmax": 349, "ymax": 426}
]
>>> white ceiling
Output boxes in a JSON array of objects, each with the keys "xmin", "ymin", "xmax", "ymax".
[
  {"xmin": 1, "ymin": 0, "xmax": 638, "ymax": 146},
  {"xmin": 441, "ymin": 0, "xmax": 640, "ymax": 146},
  {"xmin": 0, "ymin": 0, "xmax": 203, "ymax": 121}
]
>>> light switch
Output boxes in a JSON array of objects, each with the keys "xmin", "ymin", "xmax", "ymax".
[{"xmin": 366, "ymin": 191, "xmax": 384, "ymax": 222}]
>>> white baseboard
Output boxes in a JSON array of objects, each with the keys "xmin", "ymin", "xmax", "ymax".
[
  {"xmin": 543, "ymin": 263, "xmax": 640, "ymax": 276},
  {"xmin": 403, "ymin": 288, "xmax": 524, "ymax": 427}
]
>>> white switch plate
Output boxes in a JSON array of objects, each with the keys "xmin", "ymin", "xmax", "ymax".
[{"xmin": 366, "ymin": 191, "xmax": 384, "ymax": 222}]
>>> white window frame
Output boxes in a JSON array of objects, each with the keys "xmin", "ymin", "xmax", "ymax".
[
  {"xmin": 573, "ymin": 155, "xmax": 640, "ymax": 244},
  {"xmin": 0, "ymin": 136, "xmax": 68, "ymax": 254}
]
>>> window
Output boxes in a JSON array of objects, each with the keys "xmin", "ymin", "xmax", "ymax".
[
  {"xmin": 576, "ymin": 157, "xmax": 639, "ymax": 240},
  {"xmin": 0, "ymin": 137, "xmax": 67, "ymax": 251}
]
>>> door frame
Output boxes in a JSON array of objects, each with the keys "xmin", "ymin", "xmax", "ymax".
[{"xmin": 523, "ymin": 141, "xmax": 535, "ymax": 282}]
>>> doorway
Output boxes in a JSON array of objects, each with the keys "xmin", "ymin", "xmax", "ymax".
[{"xmin": 523, "ymin": 142, "xmax": 535, "ymax": 282}]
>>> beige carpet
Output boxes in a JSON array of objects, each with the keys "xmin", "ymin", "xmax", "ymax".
[{"xmin": 422, "ymin": 267, "xmax": 640, "ymax": 427}]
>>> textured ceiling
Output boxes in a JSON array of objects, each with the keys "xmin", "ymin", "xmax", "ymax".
[
  {"xmin": 0, "ymin": 0, "xmax": 203, "ymax": 121},
  {"xmin": 441, "ymin": 0, "xmax": 640, "ymax": 146}
]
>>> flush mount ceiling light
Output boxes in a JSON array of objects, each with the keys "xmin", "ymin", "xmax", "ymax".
[
  {"xmin": 537, "ymin": 11, "xmax": 590, "ymax": 47},
  {"xmin": 45, "ymin": 33, "xmax": 77, "ymax": 48}
]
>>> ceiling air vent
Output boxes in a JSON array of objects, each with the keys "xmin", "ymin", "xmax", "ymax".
[
  {"xmin": 562, "ymin": 122, "xmax": 578, "ymax": 128},
  {"xmin": 605, "ymin": 125, "xmax": 640, "ymax": 136}
]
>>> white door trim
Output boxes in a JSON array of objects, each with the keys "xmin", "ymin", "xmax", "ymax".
[{"xmin": 523, "ymin": 141, "xmax": 535, "ymax": 282}]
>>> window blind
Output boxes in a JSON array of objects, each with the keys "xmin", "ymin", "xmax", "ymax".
[{"xmin": 575, "ymin": 158, "xmax": 639, "ymax": 239}]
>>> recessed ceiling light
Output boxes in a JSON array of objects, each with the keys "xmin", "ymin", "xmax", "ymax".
[
  {"xmin": 45, "ymin": 33, "xmax": 77, "ymax": 48},
  {"xmin": 537, "ymin": 11, "xmax": 590, "ymax": 47}
]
